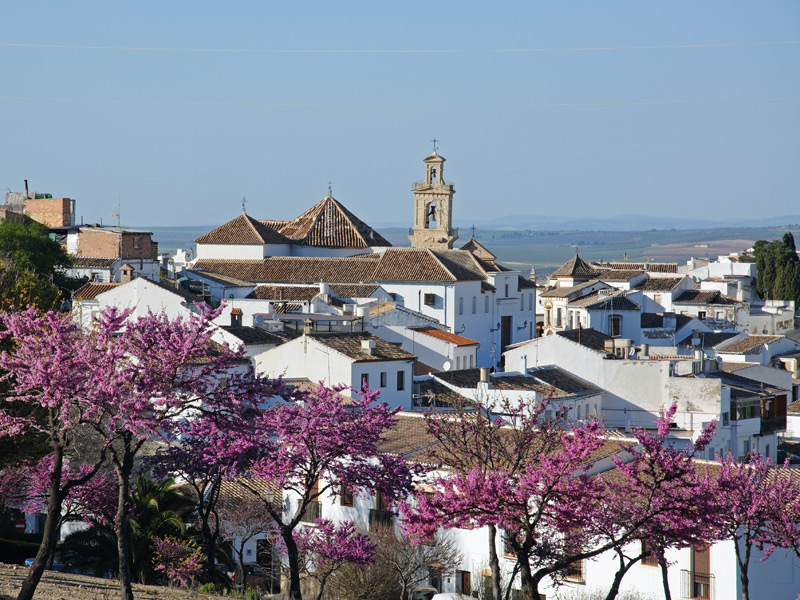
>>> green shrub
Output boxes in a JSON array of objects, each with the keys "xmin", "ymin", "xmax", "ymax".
[{"xmin": 0, "ymin": 537, "xmax": 41, "ymax": 565}]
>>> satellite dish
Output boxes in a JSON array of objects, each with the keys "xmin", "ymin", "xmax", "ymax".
[
  {"xmin": 442, "ymin": 361, "xmax": 452, "ymax": 371},
  {"xmin": 254, "ymin": 315, "xmax": 265, "ymax": 326},
  {"xmin": 628, "ymin": 348, "xmax": 637, "ymax": 358}
]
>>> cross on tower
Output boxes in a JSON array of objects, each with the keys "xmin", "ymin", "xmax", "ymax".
[
  {"xmin": 242, "ymin": 196, "xmax": 247, "ymax": 213},
  {"xmin": 431, "ymin": 138, "xmax": 439, "ymax": 153}
]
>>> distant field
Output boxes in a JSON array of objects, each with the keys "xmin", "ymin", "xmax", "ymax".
[{"xmin": 144, "ymin": 224, "xmax": 798, "ymax": 274}]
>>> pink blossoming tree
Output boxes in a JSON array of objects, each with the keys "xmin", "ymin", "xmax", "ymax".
[
  {"xmin": 234, "ymin": 384, "xmax": 417, "ymax": 600},
  {"xmin": 152, "ymin": 536, "xmax": 204, "ymax": 589}
]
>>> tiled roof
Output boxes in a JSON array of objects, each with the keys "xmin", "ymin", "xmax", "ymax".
[
  {"xmin": 330, "ymin": 283, "xmax": 380, "ymax": 298},
  {"xmin": 540, "ymin": 280, "xmax": 602, "ymax": 298},
  {"xmin": 72, "ymin": 282, "xmax": 120, "ymax": 299},
  {"xmin": 221, "ymin": 326, "xmax": 291, "ymax": 345},
  {"xmin": 413, "ymin": 360, "xmax": 438, "ymax": 376},
  {"xmin": 551, "ymin": 255, "xmax": 601, "ymax": 279},
  {"xmin": 527, "ymin": 366, "xmax": 600, "ymax": 396},
  {"xmin": 413, "ymin": 378, "xmax": 473, "ymax": 409},
  {"xmin": 481, "ymin": 281, "xmax": 497, "ymax": 293},
  {"xmin": 568, "ymin": 291, "xmax": 640, "ymax": 311},
  {"xmin": 277, "ymin": 196, "xmax": 391, "ymax": 248},
  {"xmin": 596, "ymin": 269, "xmax": 644, "ymax": 281},
  {"xmin": 788, "ymin": 400, "xmax": 800, "ymax": 415},
  {"xmin": 183, "ymin": 269, "xmax": 253, "ymax": 287},
  {"xmin": 598, "ymin": 261, "xmax": 678, "ymax": 273},
  {"xmin": 410, "ymin": 326, "xmax": 479, "ymax": 347},
  {"xmin": 633, "ymin": 277, "xmax": 685, "ymax": 292},
  {"xmin": 460, "ymin": 238, "xmax": 497, "ymax": 262},
  {"xmin": 673, "ymin": 290, "xmax": 737, "ymax": 305},
  {"xmin": 719, "ymin": 361, "xmax": 760, "ymax": 373},
  {"xmin": 640, "ymin": 313, "xmax": 693, "ymax": 329},
  {"xmin": 195, "ymin": 212, "xmax": 291, "ymax": 245},
  {"xmin": 717, "ymin": 335, "xmax": 783, "ymax": 354},
  {"xmin": 676, "ymin": 331, "xmax": 740, "ymax": 349},
  {"xmin": 218, "ymin": 477, "xmax": 282, "ymax": 504},
  {"xmin": 148, "ymin": 278, "xmax": 205, "ymax": 304},
  {"xmin": 517, "ymin": 276, "xmax": 537, "ymax": 290},
  {"xmin": 70, "ymin": 256, "xmax": 117, "ymax": 268},
  {"xmin": 556, "ymin": 328, "xmax": 614, "ymax": 352},
  {"xmin": 377, "ymin": 413, "xmax": 439, "ymax": 457},
  {"xmin": 311, "ymin": 332, "xmax": 416, "ymax": 362},
  {"xmin": 703, "ymin": 371, "xmax": 785, "ymax": 394},
  {"xmin": 192, "ymin": 255, "xmax": 381, "ymax": 283},
  {"xmin": 432, "ymin": 369, "xmax": 567, "ymax": 396},
  {"xmin": 247, "ymin": 285, "xmax": 320, "ymax": 302},
  {"xmin": 372, "ymin": 248, "xmax": 483, "ymax": 282},
  {"xmin": 273, "ymin": 303, "xmax": 303, "ymax": 314}
]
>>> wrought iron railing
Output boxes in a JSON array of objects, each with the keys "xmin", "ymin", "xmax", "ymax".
[
  {"xmin": 297, "ymin": 501, "xmax": 321, "ymax": 523},
  {"xmin": 369, "ymin": 508, "xmax": 394, "ymax": 531},
  {"xmin": 681, "ymin": 569, "xmax": 714, "ymax": 599}
]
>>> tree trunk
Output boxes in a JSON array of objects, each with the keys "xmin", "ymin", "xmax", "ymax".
[
  {"xmin": 517, "ymin": 556, "xmax": 540, "ymax": 600},
  {"xmin": 236, "ymin": 547, "xmax": 247, "ymax": 589},
  {"xmin": 115, "ymin": 460, "xmax": 135, "ymax": 600},
  {"xmin": 284, "ymin": 528, "xmax": 303, "ymax": 600},
  {"xmin": 16, "ymin": 447, "xmax": 65, "ymax": 600},
  {"xmin": 659, "ymin": 557, "xmax": 672, "ymax": 600},
  {"xmin": 603, "ymin": 551, "xmax": 640, "ymax": 600},
  {"xmin": 735, "ymin": 536, "xmax": 751, "ymax": 600},
  {"xmin": 487, "ymin": 525, "xmax": 502, "ymax": 600}
]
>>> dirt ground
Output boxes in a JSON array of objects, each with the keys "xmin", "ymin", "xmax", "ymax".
[
  {"xmin": 0, "ymin": 563, "xmax": 215, "ymax": 600},
  {"xmin": 642, "ymin": 238, "xmax": 754, "ymax": 261}
]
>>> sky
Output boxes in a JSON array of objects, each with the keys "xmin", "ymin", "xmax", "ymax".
[{"xmin": 1, "ymin": 1, "xmax": 798, "ymax": 228}]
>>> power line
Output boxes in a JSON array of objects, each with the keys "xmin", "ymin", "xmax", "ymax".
[
  {"xmin": 0, "ymin": 96, "xmax": 798, "ymax": 109},
  {"xmin": 1, "ymin": 41, "xmax": 799, "ymax": 54}
]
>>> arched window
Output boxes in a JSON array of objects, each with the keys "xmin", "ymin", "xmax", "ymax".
[{"xmin": 529, "ymin": 293, "xmax": 533, "ymax": 310}]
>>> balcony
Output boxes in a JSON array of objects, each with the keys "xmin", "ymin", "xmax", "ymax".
[
  {"xmin": 369, "ymin": 508, "xmax": 394, "ymax": 531},
  {"xmin": 761, "ymin": 414, "xmax": 787, "ymax": 435},
  {"xmin": 297, "ymin": 501, "xmax": 321, "ymax": 524},
  {"xmin": 681, "ymin": 570, "xmax": 714, "ymax": 599}
]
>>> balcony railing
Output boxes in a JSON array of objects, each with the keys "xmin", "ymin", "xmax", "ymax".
[
  {"xmin": 297, "ymin": 501, "xmax": 321, "ymax": 524},
  {"xmin": 369, "ymin": 508, "xmax": 394, "ymax": 531},
  {"xmin": 681, "ymin": 570, "xmax": 714, "ymax": 599},
  {"xmin": 762, "ymin": 414, "xmax": 787, "ymax": 434}
]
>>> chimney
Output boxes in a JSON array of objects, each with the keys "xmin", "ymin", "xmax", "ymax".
[
  {"xmin": 640, "ymin": 343, "xmax": 649, "ymax": 359},
  {"xmin": 361, "ymin": 338, "xmax": 377, "ymax": 355},
  {"xmin": 119, "ymin": 264, "xmax": 134, "ymax": 284},
  {"xmin": 479, "ymin": 367, "xmax": 493, "ymax": 392},
  {"xmin": 230, "ymin": 308, "xmax": 243, "ymax": 328},
  {"xmin": 303, "ymin": 318, "xmax": 313, "ymax": 335},
  {"xmin": 24, "ymin": 179, "xmax": 29, "ymax": 199}
]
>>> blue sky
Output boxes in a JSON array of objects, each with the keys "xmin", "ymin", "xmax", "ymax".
[{"xmin": 1, "ymin": 1, "xmax": 798, "ymax": 227}]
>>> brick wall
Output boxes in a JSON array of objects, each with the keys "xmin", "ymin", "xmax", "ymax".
[
  {"xmin": 76, "ymin": 228, "xmax": 152, "ymax": 259},
  {"xmin": 25, "ymin": 198, "xmax": 73, "ymax": 227}
]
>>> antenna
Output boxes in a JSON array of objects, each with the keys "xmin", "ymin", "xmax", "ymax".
[
  {"xmin": 430, "ymin": 138, "xmax": 439, "ymax": 153},
  {"xmin": 111, "ymin": 195, "xmax": 121, "ymax": 227}
]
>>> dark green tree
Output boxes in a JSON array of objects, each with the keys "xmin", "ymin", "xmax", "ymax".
[
  {"xmin": 0, "ymin": 221, "xmax": 70, "ymax": 277},
  {"xmin": 752, "ymin": 232, "xmax": 800, "ymax": 305}
]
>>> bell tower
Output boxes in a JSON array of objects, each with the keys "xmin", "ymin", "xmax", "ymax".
[{"xmin": 409, "ymin": 148, "xmax": 457, "ymax": 249}]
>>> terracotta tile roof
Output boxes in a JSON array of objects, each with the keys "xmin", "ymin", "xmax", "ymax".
[
  {"xmin": 432, "ymin": 249, "xmax": 488, "ymax": 281},
  {"xmin": 676, "ymin": 331, "xmax": 740, "ymax": 349},
  {"xmin": 277, "ymin": 196, "xmax": 391, "ymax": 248},
  {"xmin": 527, "ymin": 366, "xmax": 600, "ymax": 396},
  {"xmin": 598, "ymin": 261, "xmax": 678, "ymax": 273},
  {"xmin": 410, "ymin": 326, "xmax": 479, "ymax": 347},
  {"xmin": 575, "ymin": 294, "xmax": 640, "ymax": 312},
  {"xmin": 192, "ymin": 255, "xmax": 381, "ymax": 283},
  {"xmin": 551, "ymin": 254, "xmax": 602, "ymax": 279},
  {"xmin": 221, "ymin": 326, "xmax": 290, "ymax": 345},
  {"xmin": 673, "ymin": 290, "xmax": 737, "ymax": 305},
  {"xmin": 718, "ymin": 361, "xmax": 760, "ymax": 373},
  {"xmin": 596, "ymin": 269, "xmax": 645, "ymax": 281},
  {"xmin": 540, "ymin": 280, "xmax": 602, "ymax": 298},
  {"xmin": 330, "ymin": 283, "xmax": 380, "ymax": 298},
  {"xmin": 717, "ymin": 335, "xmax": 783, "ymax": 354},
  {"xmin": 372, "ymin": 248, "xmax": 479, "ymax": 282},
  {"xmin": 310, "ymin": 332, "xmax": 416, "ymax": 362},
  {"xmin": 556, "ymin": 328, "xmax": 614, "ymax": 352},
  {"xmin": 517, "ymin": 276, "xmax": 537, "ymax": 290},
  {"xmin": 787, "ymin": 400, "xmax": 800, "ymax": 415},
  {"xmin": 195, "ymin": 212, "xmax": 291, "ymax": 245},
  {"xmin": 481, "ymin": 281, "xmax": 497, "ymax": 293},
  {"xmin": 633, "ymin": 277, "xmax": 686, "ymax": 291},
  {"xmin": 413, "ymin": 360, "xmax": 438, "ymax": 376},
  {"xmin": 247, "ymin": 285, "xmax": 320, "ymax": 302},
  {"xmin": 460, "ymin": 238, "xmax": 497, "ymax": 262},
  {"xmin": 432, "ymin": 368, "xmax": 567, "ymax": 396},
  {"xmin": 640, "ymin": 313, "xmax": 693, "ymax": 329},
  {"xmin": 72, "ymin": 282, "xmax": 121, "ymax": 299},
  {"xmin": 377, "ymin": 413, "xmax": 439, "ymax": 457},
  {"xmin": 218, "ymin": 477, "xmax": 282, "ymax": 504},
  {"xmin": 183, "ymin": 269, "xmax": 253, "ymax": 287},
  {"xmin": 273, "ymin": 303, "xmax": 303, "ymax": 314},
  {"xmin": 146, "ymin": 278, "xmax": 205, "ymax": 304},
  {"xmin": 70, "ymin": 256, "xmax": 117, "ymax": 268},
  {"xmin": 413, "ymin": 378, "xmax": 474, "ymax": 409}
]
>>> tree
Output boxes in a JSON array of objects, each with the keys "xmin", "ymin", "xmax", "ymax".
[
  {"xmin": 0, "ymin": 220, "xmax": 70, "ymax": 277},
  {"xmin": 752, "ymin": 232, "xmax": 800, "ymax": 305},
  {"xmin": 235, "ymin": 384, "xmax": 417, "ymax": 600},
  {"xmin": 296, "ymin": 518, "xmax": 375, "ymax": 600},
  {"xmin": 403, "ymin": 399, "xmax": 717, "ymax": 600},
  {"xmin": 0, "ymin": 256, "xmax": 62, "ymax": 312},
  {"xmin": 710, "ymin": 453, "xmax": 798, "ymax": 600},
  {"xmin": 0, "ymin": 306, "xmax": 284, "ymax": 600},
  {"xmin": 217, "ymin": 487, "xmax": 276, "ymax": 589},
  {"xmin": 152, "ymin": 537, "xmax": 204, "ymax": 589}
]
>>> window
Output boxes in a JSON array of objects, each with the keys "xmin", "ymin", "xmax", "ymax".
[
  {"xmin": 564, "ymin": 559, "xmax": 584, "ymax": 582},
  {"xmin": 716, "ymin": 310, "xmax": 725, "ymax": 320},
  {"xmin": 576, "ymin": 405, "xmax": 582, "ymax": 420},
  {"xmin": 472, "ymin": 296, "xmax": 477, "ymax": 314},
  {"xmin": 529, "ymin": 293, "xmax": 533, "ymax": 310},
  {"xmin": 641, "ymin": 540, "xmax": 659, "ymax": 566},
  {"xmin": 424, "ymin": 293, "xmax": 436, "ymax": 307},
  {"xmin": 132, "ymin": 234, "xmax": 142, "ymax": 249},
  {"xmin": 360, "ymin": 373, "xmax": 369, "ymax": 391},
  {"xmin": 380, "ymin": 372, "xmax": 387, "ymax": 388},
  {"xmin": 505, "ymin": 283, "xmax": 509, "ymax": 297},
  {"xmin": 458, "ymin": 297, "xmax": 464, "ymax": 315},
  {"xmin": 653, "ymin": 293, "xmax": 663, "ymax": 306},
  {"xmin": 469, "ymin": 355, "xmax": 474, "ymax": 368},
  {"xmin": 609, "ymin": 314, "xmax": 622, "ymax": 337},
  {"xmin": 520, "ymin": 296, "xmax": 524, "ymax": 310},
  {"xmin": 485, "ymin": 295, "xmax": 489, "ymax": 313},
  {"xmin": 396, "ymin": 370, "xmax": 405, "ymax": 391},
  {"xmin": 555, "ymin": 308, "xmax": 563, "ymax": 328},
  {"xmin": 698, "ymin": 311, "xmax": 706, "ymax": 320},
  {"xmin": 722, "ymin": 412, "xmax": 729, "ymax": 426},
  {"xmin": 339, "ymin": 485, "xmax": 354, "ymax": 507},
  {"xmin": 742, "ymin": 439, "xmax": 751, "ymax": 456},
  {"xmin": 456, "ymin": 356, "xmax": 461, "ymax": 370}
]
